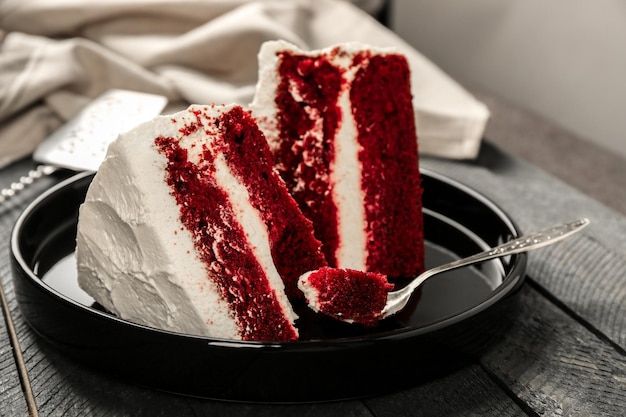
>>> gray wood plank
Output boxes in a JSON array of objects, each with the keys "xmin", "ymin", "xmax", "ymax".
[
  {"xmin": 528, "ymin": 234, "xmax": 626, "ymax": 350},
  {"xmin": 480, "ymin": 284, "xmax": 626, "ymax": 416},
  {"xmin": 365, "ymin": 364, "xmax": 527, "ymax": 417},
  {"xmin": 1, "ymin": 161, "xmax": 47, "ymax": 417},
  {"xmin": 0, "ymin": 324, "xmax": 28, "ymax": 417}
]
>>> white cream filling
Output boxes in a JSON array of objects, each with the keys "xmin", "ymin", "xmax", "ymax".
[
  {"xmin": 296, "ymin": 271, "xmax": 320, "ymax": 313},
  {"xmin": 250, "ymin": 41, "xmax": 283, "ymax": 154},
  {"xmin": 331, "ymin": 80, "xmax": 367, "ymax": 270},
  {"xmin": 213, "ymin": 153, "xmax": 298, "ymax": 324}
]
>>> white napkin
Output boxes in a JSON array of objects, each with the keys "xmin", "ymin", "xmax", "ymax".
[{"xmin": 0, "ymin": 0, "xmax": 489, "ymax": 169}]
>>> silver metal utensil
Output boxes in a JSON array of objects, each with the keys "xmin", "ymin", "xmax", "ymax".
[
  {"xmin": 380, "ymin": 218, "xmax": 590, "ymax": 319},
  {"xmin": 0, "ymin": 89, "xmax": 167, "ymax": 204}
]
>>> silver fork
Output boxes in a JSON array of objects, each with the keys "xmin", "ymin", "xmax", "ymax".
[{"xmin": 381, "ymin": 218, "xmax": 590, "ymax": 319}]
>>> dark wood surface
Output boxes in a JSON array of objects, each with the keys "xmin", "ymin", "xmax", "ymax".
[{"xmin": 2, "ymin": 91, "xmax": 626, "ymax": 416}]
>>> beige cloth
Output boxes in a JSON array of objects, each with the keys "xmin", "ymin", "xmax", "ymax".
[{"xmin": 0, "ymin": 0, "xmax": 489, "ymax": 169}]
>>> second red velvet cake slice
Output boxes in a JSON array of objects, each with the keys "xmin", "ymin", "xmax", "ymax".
[{"xmin": 251, "ymin": 40, "xmax": 425, "ymax": 279}]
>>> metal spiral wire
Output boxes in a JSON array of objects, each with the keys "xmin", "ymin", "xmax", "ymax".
[{"xmin": 0, "ymin": 165, "xmax": 57, "ymax": 204}]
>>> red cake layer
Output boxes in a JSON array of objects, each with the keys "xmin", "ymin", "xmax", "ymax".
[
  {"xmin": 274, "ymin": 50, "xmax": 344, "ymax": 266},
  {"xmin": 154, "ymin": 105, "xmax": 327, "ymax": 341},
  {"xmin": 271, "ymin": 45, "xmax": 424, "ymax": 278},
  {"xmin": 351, "ymin": 53, "xmax": 424, "ymax": 278},
  {"xmin": 301, "ymin": 267, "xmax": 394, "ymax": 326}
]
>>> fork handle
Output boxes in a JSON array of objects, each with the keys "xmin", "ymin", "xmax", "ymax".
[
  {"xmin": 383, "ymin": 218, "xmax": 590, "ymax": 318},
  {"xmin": 412, "ymin": 218, "xmax": 590, "ymax": 292}
]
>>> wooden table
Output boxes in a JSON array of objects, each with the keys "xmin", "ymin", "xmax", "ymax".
[{"xmin": 2, "ymin": 90, "xmax": 626, "ymax": 416}]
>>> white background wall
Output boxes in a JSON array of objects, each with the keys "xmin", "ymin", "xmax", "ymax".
[{"xmin": 390, "ymin": 0, "xmax": 626, "ymax": 159}]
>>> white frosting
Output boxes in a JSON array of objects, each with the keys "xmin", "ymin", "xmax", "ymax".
[
  {"xmin": 249, "ymin": 41, "xmax": 284, "ymax": 156},
  {"xmin": 296, "ymin": 271, "xmax": 320, "ymax": 313},
  {"xmin": 76, "ymin": 104, "xmax": 297, "ymax": 339},
  {"xmin": 251, "ymin": 40, "xmax": 399, "ymax": 271},
  {"xmin": 332, "ymin": 65, "xmax": 365, "ymax": 270}
]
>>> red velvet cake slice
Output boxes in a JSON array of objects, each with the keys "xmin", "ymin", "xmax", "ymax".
[
  {"xmin": 251, "ymin": 40, "xmax": 425, "ymax": 279},
  {"xmin": 76, "ymin": 104, "xmax": 327, "ymax": 342},
  {"xmin": 298, "ymin": 267, "xmax": 394, "ymax": 326}
]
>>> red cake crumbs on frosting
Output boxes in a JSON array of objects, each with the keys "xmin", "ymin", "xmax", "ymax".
[
  {"xmin": 155, "ymin": 105, "xmax": 327, "ymax": 341},
  {"xmin": 299, "ymin": 267, "xmax": 394, "ymax": 326},
  {"xmin": 265, "ymin": 43, "xmax": 424, "ymax": 278}
]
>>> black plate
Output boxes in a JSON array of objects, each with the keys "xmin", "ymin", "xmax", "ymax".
[{"xmin": 11, "ymin": 169, "xmax": 526, "ymax": 402}]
